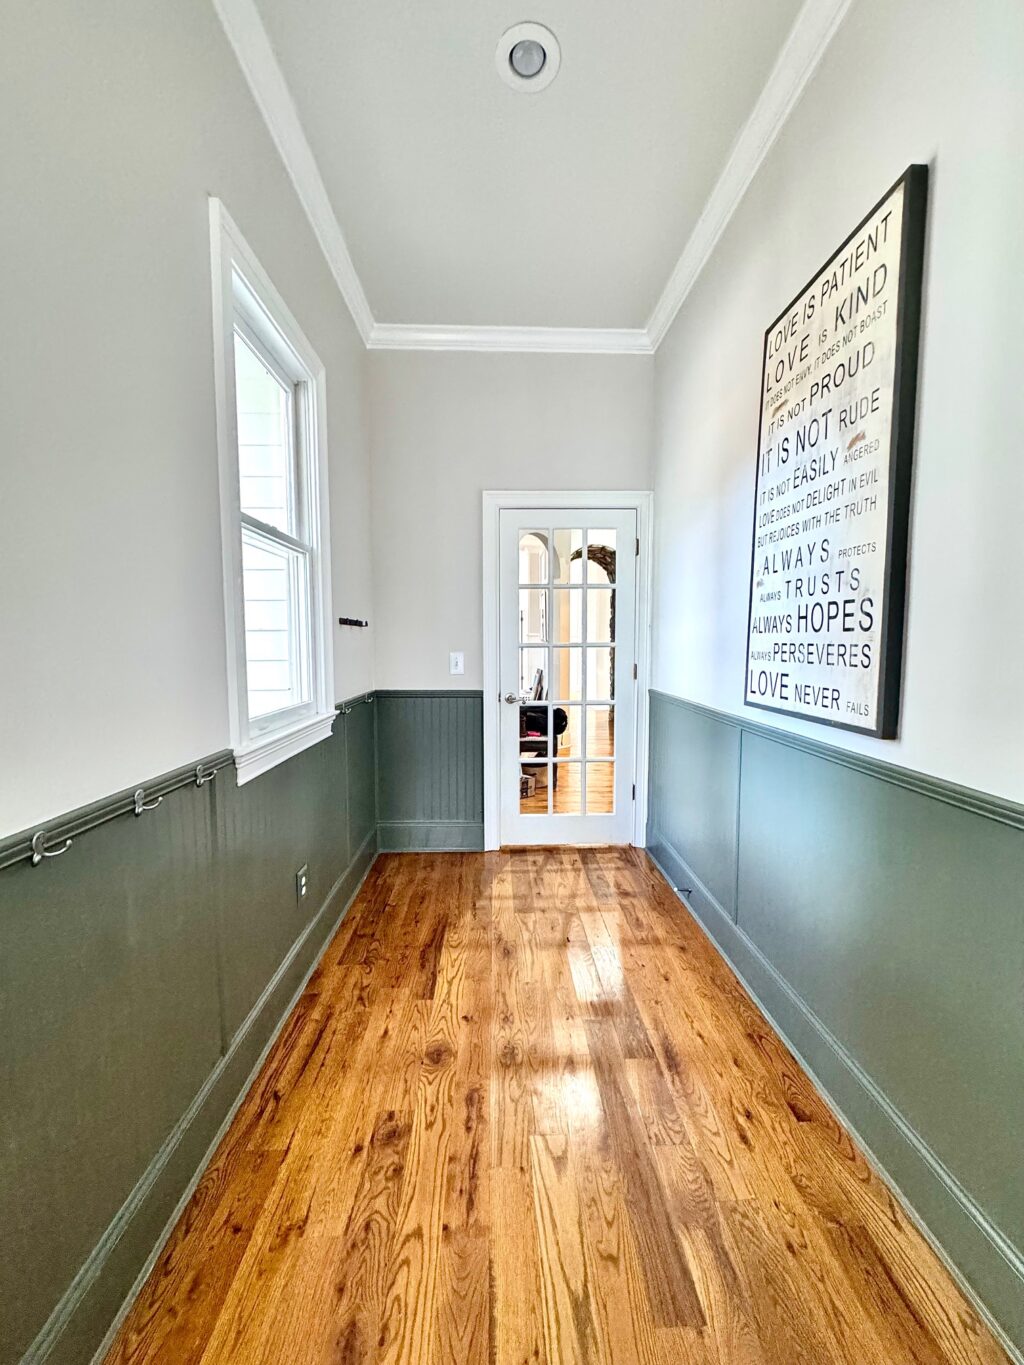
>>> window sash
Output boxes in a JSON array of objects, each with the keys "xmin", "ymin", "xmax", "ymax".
[
  {"xmin": 240, "ymin": 520, "xmax": 315, "ymax": 736},
  {"xmin": 231, "ymin": 318, "xmax": 318, "ymax": 741},
  {"xmin": 233, "ymin": 319, "xmax": 304, "ymax": 542},
  {"xmin": 240, "ymin": 511, "xmax": 314, "ymax": 557}
]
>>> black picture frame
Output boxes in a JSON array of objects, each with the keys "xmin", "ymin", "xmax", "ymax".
[{"xmin": 743, "ymin": 164, "xmax": 929, "ymax": 739}]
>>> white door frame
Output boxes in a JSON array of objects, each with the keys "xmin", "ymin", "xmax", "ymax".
[{"xmin": 482, "ymin": 490, "xmax": 653, "ymax": 851}]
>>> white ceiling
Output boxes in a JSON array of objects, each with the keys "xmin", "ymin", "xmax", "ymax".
[{"xmin": 249, "ymin": 0, "xmax": 808, "ymax": 333}]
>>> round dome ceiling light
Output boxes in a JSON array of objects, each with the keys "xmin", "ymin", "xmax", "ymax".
[{"xmin": 496, "ymin": 22, "xmax": 561, "ymax": 92}]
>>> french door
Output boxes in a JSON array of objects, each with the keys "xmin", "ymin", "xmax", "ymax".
[{"xmin": 498, "ymin": 507, "xmax": 637, "ymax": 845}]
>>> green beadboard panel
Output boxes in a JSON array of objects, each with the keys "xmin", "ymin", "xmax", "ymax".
[
  {"xmin": 375, "ymin": 691, "xmax": 484, "ymax": 849},
  {"xmin": 213, "ymin": 724, "xmax": 348, "ymax": 1041},
  {"xmin": 377, "ymin": 821, "xmax": 484, "ymax": 852},
  {"xmin": 0, "ymin": 786, "xmax": 222, "ymax": 1365},
  {"xmin": 648, "ymin": 691, "xmax": 741, "ymax": 918},
  {"xmin": 737, "ymin": 729, "xmax": 1024, "ymax": 1260},
  {"xmin": 0, "ymin": 711, "xmax": 377, "ymax": 1365},
  {"xmin": 346, "ymin": 699, "xmax": 377, "ymax": 853},
  {"xmin": 646, "ymin": 691, "xmax": 1024, "ymax": 1360}
]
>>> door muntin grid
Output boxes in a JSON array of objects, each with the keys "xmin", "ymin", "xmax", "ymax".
[{"xmin": 517, "ymin": 527, "xmax": 617, "ymax": 816}]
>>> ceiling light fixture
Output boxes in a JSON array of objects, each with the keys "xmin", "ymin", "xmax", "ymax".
[{"xmin": 496, "ymin": 22, "xmax": 561, "ymax": 93}]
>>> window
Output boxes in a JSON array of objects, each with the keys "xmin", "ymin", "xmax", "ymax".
[{"xmin": 210, "ymin": 200, "xmax": 335, "ymax": 782}]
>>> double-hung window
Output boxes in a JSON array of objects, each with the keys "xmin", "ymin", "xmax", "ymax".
[{"xmin": 210, "ymin": 200, "xmax": 335, "ymax": 782}]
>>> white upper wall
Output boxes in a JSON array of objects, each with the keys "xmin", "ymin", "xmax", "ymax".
[
  {"xmin": 651, "ymin": 0, "xmax": 1024, "ymax": 801},
  {"xmin": 369, "ymin": 352, "xmax": 653, "ymax": 689},
  {"xmin": 0, "ymin": 0, "xmax": 373, "ymax": 837}
]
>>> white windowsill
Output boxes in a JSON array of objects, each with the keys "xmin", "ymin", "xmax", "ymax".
[{"xmin": 233, "ymin": 710, "xmax": 336, "ymax": 785}]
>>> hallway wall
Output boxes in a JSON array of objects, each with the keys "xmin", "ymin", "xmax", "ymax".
[
  {"xmin": 648, "ymin": 0, "xmax": 1024, "ymax": 1355},
  {"xmin": 651, "ymin": 0, "xmax": 1024, "ymax": 802},
  {"xmin": 368, "ymin": 350, "xmax": 653, "ymax": 690},
  {"xmin": 0, "ymin": 4, "xmax": 378, "ymax": 1363},
  {"xmin": 0, "ymin": 0, "xmax": 375, "ymax": 840}
]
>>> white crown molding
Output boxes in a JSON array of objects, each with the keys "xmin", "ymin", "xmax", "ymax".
[
  {"xmin": 646, "ymin": 0, "xmax": 854, "ymax": 350},
  {"xmin": 214, "ymin": 0, "xmax": 851, "ymax": 355},
  {"xmin": 367, "ymin": 323, "xmax": 653, "ymax": 355},
  {"xmin": 212, "ymin": 0, "xmax": 375, "ymax": 344}
]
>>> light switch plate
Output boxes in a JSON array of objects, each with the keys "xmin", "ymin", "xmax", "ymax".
[{"xmin": 449, "ymin": 651, "xmax": 465, "ymax": 675}]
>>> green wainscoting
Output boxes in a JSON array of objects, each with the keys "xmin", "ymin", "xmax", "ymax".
[
  {"xmin": 0, "ymin": 698, "xmax": 378, "ymax": 1365},
  {"xmin": 646, "ymin": 690, "xmax": 1024, "ymax": 1361},
  {"xmin": 375, "ymin": 690, "xmax": 484, "ymax": 851}
]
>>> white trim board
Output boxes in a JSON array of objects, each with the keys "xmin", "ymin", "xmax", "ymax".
[
  {"xmin": 213, "ymin": 0, "xmax": 853, "ymax": 353},
  {"xmin": 481, "ymin": 490, "xmax": 653, "ymax": 852},
  {"xmin": 367, "ymin": 324, "xmax": 653, "ymax": 355},
  {"xmin": 208, "ymin": 198, "xmax": 338, "ymax": 783},
  {"xmin": 212, "ymin": 0, "xmax": 374, "ymax": 344},
  {"xmin": 645, "ymin": 0, "xmax": 854, "ymax": 348}
]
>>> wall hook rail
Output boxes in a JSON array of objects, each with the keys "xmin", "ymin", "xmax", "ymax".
[
  {"xmin": 337, "ymin": 692, "xmax": 374, "ymax": 716},
  {"xmin": 1, "ymin": 748, "xmax": 233, "ymax": 873},
  {"xmin": 134, "ymin": 788, "xmax": 163, "ymax": 817},
  {"xmin": 30, "ymin": 831, "xmax": 73, "ymax": 866}
]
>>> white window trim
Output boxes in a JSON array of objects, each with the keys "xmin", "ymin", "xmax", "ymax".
[{"xmin": 209, "ymin": 198, "xmax": 335, "ymax": 783}]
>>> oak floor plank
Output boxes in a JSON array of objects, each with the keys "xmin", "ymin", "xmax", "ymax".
[
  {"xmin": 583, "ymin": 1018, "xmax": 706, "ymax": 1328},
  {"xmin": 103, "ymin": 849, "xmax": 1009, "ymax": 1365},
  {"xmin": 492, "ymin": 1166, "xmax": 549, "ymax": 1365},
  {"xmin": 575, "ymin": 1151, "xmax": 663, "ymax": 1365},
  {"xmin": 319, "ymin": 1108, "xmax": 414, "ymax": 1365},
  {"xmin": 438, "ymin": 859, "xmax": 492, "ymax": 1365},
  {"xmin": 103, "ymin": 1146, "xmax": 281, "ymax": 1365},
  {"xmin": 378, "ymin": 859, "xmax": 472, "ymax": 1365},
  {"xmin": 529, "ymin": 1134, "xmax": 607, "ymax": 1365},
  {"xmin": 490, "ymin": 858, "xmax": 537, "ymax": 1171}
]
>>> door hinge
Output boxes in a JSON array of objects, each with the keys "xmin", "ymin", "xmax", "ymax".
[
  {"xmin": 632, "ymin": 783, "xmax": 636, "ymax": 801},
  {"xmin": 632, "ymin": 662, "xmax": 638, "ymax": 681},
  {"xmin": 635, "ymin": 536, "xmax": 640, "ymax": 556}
]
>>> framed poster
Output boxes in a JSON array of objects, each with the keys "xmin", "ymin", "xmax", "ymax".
[{"xmin": 743, "ymin": 164, "xmax": 928, "ymax": 738}]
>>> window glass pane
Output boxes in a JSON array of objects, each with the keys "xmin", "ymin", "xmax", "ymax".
[
  {"xmin": 586, "ymin": 589, "xmax": 614, "ymax": 643},
  {"xmin": 242, "ymin": 527, "xmax": 309, "ymax": 719},
  {"xmin": 557, "ymin": 705, "xmax": 581, "ymax": 759},
  {"xmin": 586, "ymin": 530, "xmax": 617, "ymax": 583},
  {"xmin": 586, "ymin": 706, "xmax": 615, "ymax": 757},
  {"xmin": 586, "ymin": 763, "xmax": 614, "ymax": 814},
  {"xmin": 521, "ymin": 763, "xmax": 548, "ymax": 814},
  {"xmin": 519, "ymin": 647, "xmax": 548, "ymax": 697},
  {"xmin": 234, "ymin": 331, "xmax": 294, "ymax": 535},
  {"xmin": 552, "ymin": 589, "xmax": 582, "ymax": 644},
  {"xmin": 550, "ymin": 647, "xmax": 582, "ymax": 702},
  {"xmin": 519, "ymin": 588, "xmax": 548, "ymax": 643},
  {"xmin": 553, "ymin": 528, "xmax": 584, "ymax": 584},
  {"xmin": 519, "ymin": 703, "xmax": 549, "ymax": 760},
  {"xmin": 518, "ymin": 532, "xmax": 549, "ymax": 584},
  {"xmin": 586, "ymin": 647, "xmax": 614, "ymax": 701},
  {"xmin": 552, "ymin": 763, "xmax": 582, "ymax": 814}
]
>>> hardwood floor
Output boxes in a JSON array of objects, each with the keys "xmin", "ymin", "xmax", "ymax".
[{"xmin": 104, "ymin": 848, "xmax": 1007, "ymax": 1365}]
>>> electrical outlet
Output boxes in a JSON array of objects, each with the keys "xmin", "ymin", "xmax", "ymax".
[
  {"xmin": 449, "ymin": 651, "xmax": 465, "ymax": 675},
  {"xmin": 295, "ymin": 864, "xmax": 309, "ymax": 905}
]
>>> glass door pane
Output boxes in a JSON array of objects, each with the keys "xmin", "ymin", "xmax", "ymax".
[
  {"xmin": 518, "ymin": 531, "xmax": 551, "ymax": 814},
  {"xmin": 503, "ymin": 509, "xmax": 635, "ymax": 841}
]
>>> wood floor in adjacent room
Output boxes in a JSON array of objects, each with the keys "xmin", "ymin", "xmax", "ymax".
[{"xmin": 105, "ymin": 848, "xmax": 1007, "ymax": 1365}]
